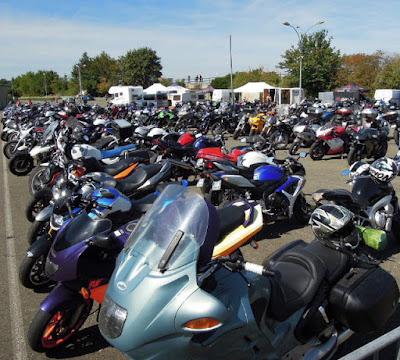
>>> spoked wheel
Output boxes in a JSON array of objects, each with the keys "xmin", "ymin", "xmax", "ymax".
[
  {"xmin": 309, "ymin": 142, "xmax": 326, "ymax": 160},
  {"xmin": 9, "ymin": 153, "xmax": 34, "ymax": 176},
  {"xmin": 3, "ymin": 140, "xmax": 19, "ymax": 159},
  {"xmin": 289, "ymin": 141, "xmax": 301, "ymax": 155},
  {"xmin": 27, "ymin": 299, "xmax": 93, "ymax": 352},
  {"xmin": 19, "ymin": 252, "xmax": 53, "ymax": 289},
  {"xmin": 29, "ymin": 167, "xmax": 50, "ymax": 196}
]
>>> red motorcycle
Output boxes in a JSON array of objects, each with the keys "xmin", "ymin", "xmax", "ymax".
[{"xmin": 309, "ymin": 122, "xmax": 359, "ymax": 160}]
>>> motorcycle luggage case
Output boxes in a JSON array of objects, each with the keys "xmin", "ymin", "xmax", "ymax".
[
  {"xmin": 112, "ymin": 119, "xmax": 133, "ymax": 140},
  {"xmin": 328, "ymin": 266, "xmax": 399, "ymax": 333}
]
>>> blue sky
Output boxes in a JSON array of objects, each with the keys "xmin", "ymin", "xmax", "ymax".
[{"xmin": 1, "ymin": 0, "xmax": 400, "ymax": 81}]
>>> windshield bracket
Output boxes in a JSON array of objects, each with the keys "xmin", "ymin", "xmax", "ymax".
[{"xmin": 158, "ymin": 230, "xmax": 184, "ymax": 272}]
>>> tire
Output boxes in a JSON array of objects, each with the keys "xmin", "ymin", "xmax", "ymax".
[
  {"xmin": 347, "ymin": 146, "xmax": 362, "ymax": 166},
  {"xmin": 211, "ymin": 122, "xmax": 224, "ymax": 136},
  {"xmin": 394, "ymin": 129, "xmax": 399, "ymax": 146},
  {"xmin": 174, "ymin": 120, "xmax": 187, "ymax": 132},
  {"xmin": 270, "ymin": 130, "xmax": 289, "ymax": 150},
  {"xmin": 249, "ymin": 128, "xmax": 256, "ymax": 137},
  {"xmin": 6, "ymin": 131, "xmax": 19, "ymax": 142},
  {"xmin": 9, "ymin": 153, "xmax": 34, "ymax": 176},
  {"xmin": 1, "ymin": 131, "xmax": 7, "ymax": 141},
  {"xmin": 19, "ymin": 252, "xmax": 53, "ymax": 289},
  {"xmin": 25, "ymin": 188, "xmax": 52, "ymax": 223},
  {"xmin": 374, "ymin": 140, "xmax": 388, "ymax": 159},
  {"xmin": 3, "ymin": 140, "xmax": 18, "ymax": 159},
  {"xmin": 27, "ymin": 299, "xmax": 93, "ymax": 352},
  {"xmin": 29, "ymin": 167, "xmax": 49, "ymax": 196},
  {"xmin": 27, "ymin": 220, "xmax": 50, "ymax": 245},
  {"xmin": 233, "ymin": 129, "xmax": 241, "ymax": 140},
  {"xmin": 289, "ymin": 141, "xmax": 300, "ymax": 155},
  {"xmin": 309, "ymin": 142, "xmax": 326, "ymax": 160},
  {"xmin": 292, "ymin": 194, "xmax": 310, "ymax": 225}
]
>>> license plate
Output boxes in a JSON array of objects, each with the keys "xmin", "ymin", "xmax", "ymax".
[
  {"xmin": 212, "ymin": 180, "xmax": 221, "ymax": 191},
  {"xmin": 197, "ymin": 178, "xmax": 205, "ymax": 187}
]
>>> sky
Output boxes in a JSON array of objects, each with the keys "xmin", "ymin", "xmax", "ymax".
[{"xmin": 1, "ymin": 0, "xmax": 400, "ymax": 81}]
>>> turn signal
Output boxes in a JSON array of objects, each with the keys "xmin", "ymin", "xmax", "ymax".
[{"xmin": 184, "ymin": 317, "xmax": 221, "ymax": 330}]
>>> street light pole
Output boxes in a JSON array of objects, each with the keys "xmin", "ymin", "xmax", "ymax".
[
  {"xmin": 43, "ymin": 73, "xmax": 48, "ymax": 98},
  {"xmin": 282, "ymin": 20, "xmax": 324, "ymax": 97},
  {"xmin": 78, "ymin": 66, "xmax": 82, "ymax": 99}
]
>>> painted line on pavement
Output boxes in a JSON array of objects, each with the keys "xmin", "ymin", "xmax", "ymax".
[{"xmin": 2, "ymin": 150, "xmax": 29, "ymax": 360}]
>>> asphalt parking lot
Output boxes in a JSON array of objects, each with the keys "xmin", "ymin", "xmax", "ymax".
[{"xmin": 1, "ymin": 119, "xmax": 400, "ymax": 359}]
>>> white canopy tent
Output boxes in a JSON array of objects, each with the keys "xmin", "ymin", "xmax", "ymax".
[
  {"xmin": 143, "ymin": 83, "xmax": 168, "ymax": 94},
  {"xmin": 234, "ymin": 82, "xmax": 276, "ymax": 102},
  {"xmin": 166, "ymin": 83, "xmax": 189, "ymax": 93}
]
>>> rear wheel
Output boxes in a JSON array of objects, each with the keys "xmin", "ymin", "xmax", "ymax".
[
  {"xmin": 27, "ymin": 299, "xmax": 93, "ymax": 352},
  {"xmin": 309, "ymin": 142, "xmax": 326, "ymax": 160}
]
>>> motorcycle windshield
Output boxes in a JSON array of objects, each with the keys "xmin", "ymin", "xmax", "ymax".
[
  {"xmin": 54, "ymin": 210, "xmax": 112, "ymax": 252},
  {"xmin": 124, "ymin": 185, "xmax": 210, "ymax": 272},
  {"xmin": 42, "ymin": 120, "xmax": 58, "ymax": 143}
]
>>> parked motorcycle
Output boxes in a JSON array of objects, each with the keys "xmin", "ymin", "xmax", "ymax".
[
  {"xmin": 204, "ymin": 152, "xmax": 310, "ymax": 224},
  {"xmin": 26, "ymin": 184, "xmax": 264, "ymax": 352},
  {"xmin": 99, "ymin": 187, "xmax": 399, "ymax": 360},
  {"xmin": 312, "ymin": 157, "xmax": 400, "ymax": 242}
]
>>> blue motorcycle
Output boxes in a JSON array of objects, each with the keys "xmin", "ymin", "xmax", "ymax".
[{"xmin": 203, "ymin": 152, "xmax": 310, "ymax": 224}]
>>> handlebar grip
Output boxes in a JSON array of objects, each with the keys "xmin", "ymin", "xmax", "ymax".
[{"xmin": 243, "ymin": 262, "xmax": 275, "ymax": 277}]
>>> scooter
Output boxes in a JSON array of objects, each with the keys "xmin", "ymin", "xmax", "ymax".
[
  {"xmin": 99, "ymin": 185, "xmax": 399, "ymax": 360},
  {"xmin": 26, "ymin": 184, "xmax": 264, "ymax": 352}
]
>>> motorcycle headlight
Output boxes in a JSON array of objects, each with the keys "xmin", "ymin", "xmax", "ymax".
[{"xmin": 99, "ymin": 294, "xmax": 128, "ymax": 339}]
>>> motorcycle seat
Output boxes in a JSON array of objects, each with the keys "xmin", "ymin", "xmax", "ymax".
[
  {"xmin": 265, "ymin": 239, "xmax": 350, "ymax": 321},
  {"xmin": 100, "ymin": 144, "xmax": 137, "ymax": 159},
  {"xmin": 81, "ymin": 156, "xmax": 145, "ymax": 176},
  {"xmin": 116, "ymin": 164, "xmax": 163, "ymax": 194},
  {"xmin": 216, "ymin": 206, "xmax": 246, "ymax": 243}
]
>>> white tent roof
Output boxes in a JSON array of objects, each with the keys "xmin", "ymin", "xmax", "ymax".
[
  {"xmin": 166, "ymin": 84, "xmax": 189, "ymax": 93},
  {"xmin": 143, "ymin": 83, "xmax": 168, "ymax": 94},
  {"xmin": 234, "ymin": 82, "xmax": 275, "ymax": 93}
]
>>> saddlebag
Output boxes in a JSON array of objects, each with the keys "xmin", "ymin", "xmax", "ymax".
[{"xmin": 328, "ymin": 265, "xmax": 399, "ymax": 333}]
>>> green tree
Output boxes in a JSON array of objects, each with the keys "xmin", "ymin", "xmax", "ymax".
[
  {"xmin": 279, "ymin": 29, "xmax": 341, "ymax": 97},
  {"xmin": 374, "ymin": 54, "xmax": 400, "ymax": 89},
  {"xmin": 210, "ymin": 74, "xmax": 233, "ymax": 89},
  {"xmin": 119, "ymin": 47, "xmax": 162, "ymax": 88}
]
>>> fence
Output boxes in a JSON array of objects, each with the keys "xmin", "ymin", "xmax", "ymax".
[{"xmin": 338, "ymin": 326, "xmax": 400, "ymax": 360}]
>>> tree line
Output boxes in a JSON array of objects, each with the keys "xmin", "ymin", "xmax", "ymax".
[{"xmin": 3, "ymin": 30, "xmax": 400, "ymax": 100}]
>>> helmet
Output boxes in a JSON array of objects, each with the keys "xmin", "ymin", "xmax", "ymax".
[
  {"xmin": 310, "ymin": 204, "xmax": 359, "ymax": 249},
  {"xmin": 237, "ymin": 151, "xmax": 271, "ymax": 168},
  {"xmin": 348, "ymin": 161, "xmax": 370, "ymax": 179},
  {"xmin": 147, "ymin": 127, "xmax": 168, "ymax": 138},
  {"xmin": 369, "ymin": 157, "xmax": 398, "ymax": 183}
]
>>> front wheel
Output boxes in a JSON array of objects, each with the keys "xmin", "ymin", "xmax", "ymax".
[
  {"xmin": 27, "ymin": 220, "xmax": 50, "ymax": 245},
  {"xmin": 309, "ymin": 142, "xmax": 326, "ymax": 160},
  {"xmin": 270, "ymin": 130, "xmax": 289, "ymax": 150},
  {"xmin": 374, "ymin": 140, "xmax": 388, "ymax": 159},
  {"xmin": 25, "ymin": 188, "xmax": 52, "ymax": 223},
  {"xmin": 29, "ymin": 167, "xmax": 50, "ymax": 196},
  {"xmin": 233, "ymin": 128, "xmax": 241, "ymax": 140},
  {"xmin": 394, "ymin": 129, "xmax": 399, "ymax": 146},
  {"xmin": 210, "ymin": 122, "xmax": 224, "ymax": 136},
  {"xmin": 289, "ymin": 141, "xmax": 301, "ymax": 155},
  {"xmin": 3, "ymin": 140, "xmax": 19, "ymax": 159},
  {"xmin": 27, "ymin": 299, "xmax": 93, "ymax": 352},
  {"xmin": 347, "ymin": 146, "xmax": 363, "ymax": 166},
  {"xmin": 9, "ymin": 153, "xmax": 34, "ymax": 176},
  {"xmin": 292, "ymin": 194, "xmax": 310, "ymax": 225},
  {"xmin": 19, "ymin": 252, "xmax": 53, "ymax": 289}
]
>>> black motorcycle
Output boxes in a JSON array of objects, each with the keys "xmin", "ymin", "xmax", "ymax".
[{"xmin": 347, "ymin": 127, "xmax": 388, "ymax": 165}]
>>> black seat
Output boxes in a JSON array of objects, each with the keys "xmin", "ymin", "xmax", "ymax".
[
  {"xmin": 216, "ymin": 205, "xmax": 246, "ymax": 243},
  {"xmin": 264, "ymin": 239, "xmax": 351, "ymax": 321},
  {"xmin": 116, "ymin": 164, "xmax": 163, "ymax": 194}
]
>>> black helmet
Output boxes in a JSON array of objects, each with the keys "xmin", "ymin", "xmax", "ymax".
[{"xmin": 310, "ymin": 204, "xmax": 359, "ymax": 249}]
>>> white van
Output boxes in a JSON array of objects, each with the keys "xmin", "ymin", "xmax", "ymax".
[
  {"xmin": 108, "ymin": 86, "xmax": 143, "ymax": 105},
  {"xmin": 374, "ymin": 89, "xmax": 400, "ymax": 106},
  {"xmin": 168, "ymin": 92, "xmax": 206, "ymax": 106}
]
